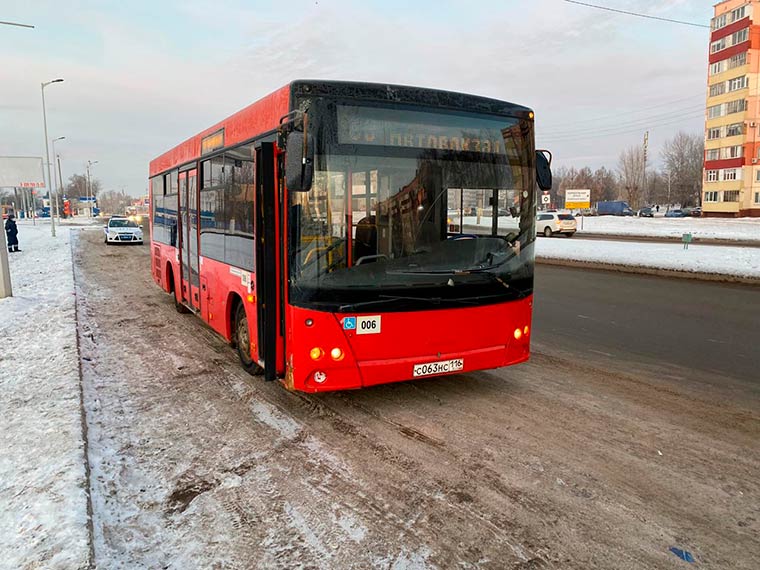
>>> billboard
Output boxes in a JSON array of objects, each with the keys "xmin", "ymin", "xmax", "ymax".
[
  {"xmin": 565, "ymin": 189, "xmax": 591, "ymax": 209},
  {"xmin": 0, "ymin": 156, "xmax": 45, "ymax": 188}
]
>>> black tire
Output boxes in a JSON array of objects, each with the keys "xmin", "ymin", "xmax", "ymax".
[
  {"xmin": 543, "ymin": 226, "xmax": 553, "ymax": 237},
  {"xmin": 235, "ymin": 303, "xmax": 264, "ymax": 375}
]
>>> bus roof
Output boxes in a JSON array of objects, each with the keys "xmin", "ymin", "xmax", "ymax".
[{"xmin": 149, "ymin": 80, "xmax": 532, "ymax": 177}]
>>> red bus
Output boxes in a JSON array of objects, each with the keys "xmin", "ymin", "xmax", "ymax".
[{"xmin": 149, "ymin": 80, "xmax": 552, "ymax": 392}]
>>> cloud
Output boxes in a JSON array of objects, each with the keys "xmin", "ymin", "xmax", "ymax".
[{"xmin": 0, "ymin": 0, "xmax": 711, "ymax": 195}]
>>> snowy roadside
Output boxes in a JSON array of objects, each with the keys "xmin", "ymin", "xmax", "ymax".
[
  {"xmin": 0, "ymin": 222, "xmax": 91, "ymax": 569},
  {"xmin": 571, "ymin": 215, "xmax": 760, "ymax": 242},
  {"xmin": 535, "ymin": 236, "xmax": 760, "ymax": 281}
]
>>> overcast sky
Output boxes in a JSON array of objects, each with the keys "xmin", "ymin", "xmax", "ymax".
[{"xmin": 2, "ymin": 0, "xmax": 710, "ymax": 196}]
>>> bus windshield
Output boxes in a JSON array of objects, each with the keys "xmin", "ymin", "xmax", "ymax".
[{"xmin": 288, "ymin": 102, "xmax": 536, "ymax": 312}]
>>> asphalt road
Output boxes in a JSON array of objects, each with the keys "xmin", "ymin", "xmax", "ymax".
[
  {"xmin": 532, "ymin": 265, "xmax": 760, "ymax": 388},
  {"xmin": 74, "ymin": 231, "xmax": 760, "ymax": 569}
]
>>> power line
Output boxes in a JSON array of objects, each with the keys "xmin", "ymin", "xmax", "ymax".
[
  {"xmin": 539, "ymin": 112, "xmax": 704, "ymax": 143},
  {"xmin": 563, "ymin": 0, "xmax": 709, "ymax": 29},
  {"xmin": 0, "ymin": 20, "xmax": 34, "ymax": 28},
  {"xmin": 545, "ymin": 94, "xmax": 704, "ymax": 128},
  {"xmin": 542, "ymin": 104, "xmax": 705, "ymax": 137}
]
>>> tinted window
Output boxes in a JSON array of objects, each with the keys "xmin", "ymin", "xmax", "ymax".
[
  {"xmin": 558, "ymin": 214, "xmax": 575, "ymax": 221},
  {"xmin": 151, "ymin": 176, "xmax": 168, "ymax": 244},
  {"xmin": 223, "ymin": 146, "xmax": 254, "ymax": 270}
]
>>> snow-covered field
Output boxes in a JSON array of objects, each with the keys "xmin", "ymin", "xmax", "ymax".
[
  {"xmin": 0, "ymin": 222, "xmax": 90, "ymax": 570},
  {"xmin": 535, "ymin": 236, "xmax": 760, "ymax": 279},
  {"xmin": 572, "ymin": 215, "xmax": 760, "ymax": 242}
]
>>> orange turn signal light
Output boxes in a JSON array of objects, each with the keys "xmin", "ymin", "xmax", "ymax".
[
  {"xmin": 523, "ymin": 326, "xmax": 529, "ymax": 336},
  {"xmin": 309, "ymin": 347, "xmax": 324, "ymax": 361},
  {"xmin": 246, "ymin": 294, "xmax": 254, "ymax": 303}
]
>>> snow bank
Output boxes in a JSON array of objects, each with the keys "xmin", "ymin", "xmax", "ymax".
[
  {"xmin": 0, "ymin": 222, "xmax": 90, "ymax": 569},
  {"xmin": 574, "ymin": 216, "xmax": 760, "ymax": 242},
  {"xmin": 535, "ymin": 236, "xmax": 760, "ymax": 279}
]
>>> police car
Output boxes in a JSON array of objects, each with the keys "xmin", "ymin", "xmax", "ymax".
[{"xmin": 104, "ymin": 216, "xmax": 144, "ymax": 244}]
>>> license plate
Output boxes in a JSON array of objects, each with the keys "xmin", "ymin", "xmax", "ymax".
[{"xmin": 413, "ymin": 358, "xmax": 464, "ymax": 378}]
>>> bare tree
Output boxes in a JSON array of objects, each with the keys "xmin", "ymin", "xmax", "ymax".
[
  {"xmin": 618, "ymin": 146, "xmax": 645, "ymax": 208},
  {"xmin": 592, "ymin": 167, "xmax": 618, "ymax": 202},
  {"xmin": 97, "ymin": 190, "xmax": 132, "ymax": 216},
  {"xmin": 661, "ymin": 132, "xmax": 704, "ymax": 207}
]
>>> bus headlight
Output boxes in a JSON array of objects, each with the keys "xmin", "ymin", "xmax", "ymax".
[{"xmin": 330, "ymin": 347, "xmax": 344, "ymax": 361}]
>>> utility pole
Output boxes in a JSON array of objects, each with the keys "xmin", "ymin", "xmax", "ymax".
[
  {"xmin": 0, "ymin": 225, "xmax": 11, "ymax": 298},
  {"xmin": 41, "ymin": 79, "xmax": 64, "ymax": 236},
  {"xmin": 57, "ymin": 154, "xmax": 65, "ymax": 212},
  {"xmin": 667, "ymin": 170, "xmax": 672, "ymax": 213},
  {"xmin": 86, "ymin": 160, "xmax": 98, "ymax": 218},
  {"xmin": 642, "ymin": 130, "xmax": 649, "ymax": 208}
]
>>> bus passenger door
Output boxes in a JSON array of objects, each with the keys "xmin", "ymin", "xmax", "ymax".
[
  {"xmin": 179, "ymin": 168, "xmax": 201, "ymax": 312},
  {"xmin": 178, "ymin": 171, "xmax": 190, "ymax": 305},
  {"xmin": 187, "ymin": 168, "xmax": 201, "ymax": 311},
  {"xmin": 255, "ymin": 142, "xmax": 281, "ymax": 381}
]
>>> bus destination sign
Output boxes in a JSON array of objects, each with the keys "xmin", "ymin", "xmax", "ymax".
[
  {"xmin": 337, "ymin": 105, "xmax": 515, "ymax": 154},
  {"xmin": 201, "ymin": 129, "xmax": 225, "ymax": 155}
]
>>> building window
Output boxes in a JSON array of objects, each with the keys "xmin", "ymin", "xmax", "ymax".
[
  {"xmin": 754, "ymin": 192, "xmax": 760, "ymax": 203},
  {"xmin": 721, "ymin": 145, "xmax": 743, "ymax": 159},
  {"xmin": 730, "ymin": 6, "xmax": 747, "ymax": 23},
  {"xmin": 709, "ymin": 83, "xmax": 726, "ymax": 97},
  {"xmin": 726, "ymin": 99, "xmax": 746, "ymax": 114},
  {"xmin": 726, "ymin": 123, "xmax": 743, "ymax": 137},
  {"xmin": 723, "ymin": 190, "xmax": 740, "ymax": 202},
  {"xmin": 707, "ymin": 105, "xmax": 723, "ymax": 119},
  {"xmin": 706, "ymin": 148, "xmax": 720, "ymax": 161},
  {"xmin": 755, "ymin": 170, "xmax": 760, "ymax": 182},
  {"xmin": 728, "ymin": 76, "xmax": 747, "ymax": 92},
  {"xmin": 711, "ymin": 38, "xmax": 727, "ymax": 53},
  {"xmin": 707, "ymin": 127, "xmax": 722, "ymax": 140},
  {"xmin": 723, "ymin": 168, "xmax": 738, "ymax": 181},
  {"xmin": 707, "ymin": 170, "xmax": 719, "ymax": 182},
  {"xmin": 712, "ymin": 14, "xmax": 727, "ymax": 30},
  {"xmin": 731, "ymin": 28, "xmax": 749, "ymax": 45},
  {"xmin": 710, "ymin": 61, "xmax": 725, "ymax": 76},
  {"xmin": 728, "ymin": 52, "xmax": 747, "ymax": 69},
  {"xmin": 704, "ymin": 191, "xmax": 719, "ymax": 202}
]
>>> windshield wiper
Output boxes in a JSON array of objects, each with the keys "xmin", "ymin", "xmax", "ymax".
[
  {"xmin": 339, "ymin": 293, "xmax": 506, "ymax": 312},
  {"xmin": 387, "ymin": 256, "xmax": 512, "ymax": 276}
]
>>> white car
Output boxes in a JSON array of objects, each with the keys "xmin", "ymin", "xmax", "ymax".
[
  {"xmin": 536, "ymin": 212, "xmax": 577, "ymax": 237},
  {"xmin": 104, "ymin": 217, "xmax": 144, "ymax": 244}
]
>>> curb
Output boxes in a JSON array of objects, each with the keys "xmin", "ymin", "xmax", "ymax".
[
  {"xmin": 70, "ymin": 230, "xmax": 97, "ymax": 569},
  {"xmin": 535, "ymin": 256, "xmax": 760, "ymax": 286}
]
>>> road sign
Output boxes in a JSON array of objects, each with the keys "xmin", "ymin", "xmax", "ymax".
[
  {"xmin": 541, "ymin": 195, "xmax": 551, "ymax": 204},
  {"xmin": 565, "ymin": 189, "xmax": 591, "ymax": 209}
]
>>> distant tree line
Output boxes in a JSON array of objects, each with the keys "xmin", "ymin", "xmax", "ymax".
[{"xmin": 548, "ymin": 131, "xmax": 704, "ymax": 209}]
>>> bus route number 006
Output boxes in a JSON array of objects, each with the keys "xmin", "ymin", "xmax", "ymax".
[{"xmin": 356, "ymin": 315, "xmax": 381, "ymax": 335}]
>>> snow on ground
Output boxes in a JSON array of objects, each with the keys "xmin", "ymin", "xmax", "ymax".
[
  {"xmin": 0, "ymin": 221, "xmax": 90, "ymax": 570},
  {"xmin": 535, "ymin": 235, "xmax": 760, "ymax": 279},
  {"xmin": 572, "ymin": 215, "xmax": 760, "ymax": 242}
]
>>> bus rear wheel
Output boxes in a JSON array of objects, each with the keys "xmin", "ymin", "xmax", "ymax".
[
  {"xmin": 168, "ymin": 267, "xmax": 189, "ymax": 313},
  {"xmin": 235, "ymin": 304, "xmax": 263, "ymax": 375}
]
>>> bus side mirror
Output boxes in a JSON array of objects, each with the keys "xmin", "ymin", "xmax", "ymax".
[
  {"xmin": 536, "ymin": 150, "xmax": 552, "ymax": 191},
  {"xmin": 286, "ymin": 131, "xmax": 315, "ymax": 192}
]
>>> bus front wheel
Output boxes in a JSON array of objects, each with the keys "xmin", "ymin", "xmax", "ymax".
[{"xmin": 235, "ymin": 304, "xmax": 263, "ymax": 376}]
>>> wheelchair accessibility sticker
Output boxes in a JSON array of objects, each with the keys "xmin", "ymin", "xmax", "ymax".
[{"xmin": 343, "ymin": 317, "xmax": 357, "ymax": 330}]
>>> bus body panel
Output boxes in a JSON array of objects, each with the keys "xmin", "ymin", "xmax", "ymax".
[{"xmin": 286, "ymin": 296, "xmax": 533, "ymax": 392}]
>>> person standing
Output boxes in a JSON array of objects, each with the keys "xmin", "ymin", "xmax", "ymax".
[{"xmin": 5, "ymin": 214, "xmax": 19, "ymax": 253}]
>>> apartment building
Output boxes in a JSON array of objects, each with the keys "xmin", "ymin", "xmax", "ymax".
[{"xmin": 704, "ymin": 1, "xmax": 760, "ymax": 217}]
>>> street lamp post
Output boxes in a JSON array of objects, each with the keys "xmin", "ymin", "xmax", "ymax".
[
  {"xmin": 41, "ymin": 78, "xmax": 64, "ymax": 237},
  {"xmin": 86, "ymin": 160, "xmax": 98, "ymax": 218},
  {"xmin": 51, "ymin": 136, "xmax": 65, "ymax": 222}
]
